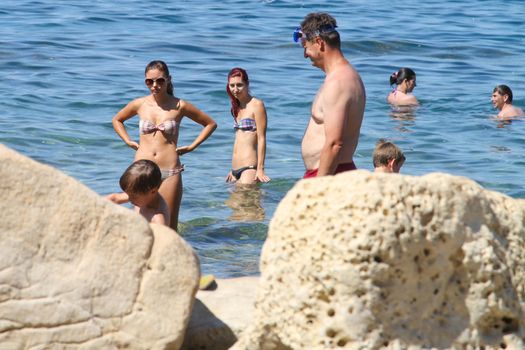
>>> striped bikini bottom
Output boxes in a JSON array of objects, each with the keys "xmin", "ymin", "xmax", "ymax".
[{"xmin": 161, "ymin": 165, "xmax": 184, "ymax": 180}]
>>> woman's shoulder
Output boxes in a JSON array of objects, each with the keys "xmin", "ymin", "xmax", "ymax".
[
  {"xmin": 122, "ymin": 96, "xmax": 148, "ymax": 112},
  {"xmin": 128, "ymin": 96, "xmax": 148, "ymax": 105},
  {"xmin": 403, "ymin": 94, "xmax": 418, "ymax": 105},
  {"xmin": 175, "ymin": 97, "xmax": 188, "ymax": 109},
  {"xmin": 387, "ymin": 91, "xmax": 418, "ymax": 106},
  {"xmin": 386, "ymin": 91, "xmax": 396, "ymax": 103},
  {"xmin": 249, "ymin": 97, "xmax": 266, "ymax": 110}
]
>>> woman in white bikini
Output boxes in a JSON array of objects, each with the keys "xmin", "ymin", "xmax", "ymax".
[
  {"xmin": 112, "ymin": 60, "xmax": 217, "ymax": 231},
  {"xmin": 225, "ymin": 67, "xmax": 270, "ymax": 185},
  {"xmin": 387, "ymin": 67, "xmax": 418, "ymax": 106}
]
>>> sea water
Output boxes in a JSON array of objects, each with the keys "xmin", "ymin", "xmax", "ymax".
[{"xmin": 2, "ymin": 0, "xmax": 525, "ymax": 277}]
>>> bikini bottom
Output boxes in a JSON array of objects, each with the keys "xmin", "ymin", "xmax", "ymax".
[
  {"xmin": 231, "ymin": 165, "xmax": 256, "ymax": 180},
  {"xmin": 161, "ymin": 165, "xmax": 184, "ymax": 181}
]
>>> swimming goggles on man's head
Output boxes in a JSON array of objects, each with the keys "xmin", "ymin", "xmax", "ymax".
[
  {"xmin": 293, "ymin": 25, "xmax": 338, "ymax": 44},
  {"xmin": 293, "ymin": 27, "xmax": 306, "ymax": 43}
]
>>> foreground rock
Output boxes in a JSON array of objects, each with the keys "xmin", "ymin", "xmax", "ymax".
[
  {"xmin": 0, "ymin": 144, "xmax": 200, "ymax": 349},
  {"xmin": 182, "ymin": 276, "xmax": 259, "ymax": 350},
  {"xmin": 233, "ymin": 171, "xmax": 525, "ymax": 350}
]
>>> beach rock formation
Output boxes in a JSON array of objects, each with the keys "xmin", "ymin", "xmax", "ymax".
[
  {"xmin": 182, "ymin": 276, "xmax": 259, "ymax": 350},
  {"xmin": 0, "ymin": 144, "xmax": 200, "ymax": 349},
  {"xmin": 233, "ymin": 170, "xmax": 525, "ymax": 350}
]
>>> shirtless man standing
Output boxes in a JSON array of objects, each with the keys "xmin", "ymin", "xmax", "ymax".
[
  {"xmin": 492, "ymin": 85, "xmax": 525, "ymax": 120},
  {"xmin": 295, "ymin": 12, "xmax": 366, "ymax": 178}
]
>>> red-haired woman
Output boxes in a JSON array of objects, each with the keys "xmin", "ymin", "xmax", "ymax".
[
  {"xmin": 112, "ymin": 60, "xmax": 217, "ymax": 231},
  {"xmin": 225, "ymin": 68, "xmax": 270, "ymax": 184}
]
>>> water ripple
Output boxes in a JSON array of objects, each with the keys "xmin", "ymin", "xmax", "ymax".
[{"xmin": 2, "ymin": 0, "xmax": 525, "ymax": 277}]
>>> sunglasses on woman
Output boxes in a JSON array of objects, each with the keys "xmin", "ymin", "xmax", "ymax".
[{"xmin": 145, "ymin": 77, "xmax": 167, "ymax": 86}]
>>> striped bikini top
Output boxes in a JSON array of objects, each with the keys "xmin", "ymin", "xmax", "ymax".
[
  {"xmin": 233, "ymin": 118, "xmax": 256, "ymax": 132},
  {"xmin": 139, "ymin": 119, "xmax": 180, "ymax": 138}
]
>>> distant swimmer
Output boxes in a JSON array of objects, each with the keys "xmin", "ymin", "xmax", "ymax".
[
  {"xmin": 387, "ymin": 68, "xmax": 418, "ymax": 106},
  {"xmin": 295, "ymin": 12, "xmax": 366, "ymax": 178},
  {"xmin": 373, "ymin": 139, "xmax": 405, "ymax": 173},
  {"xmin": 491, "ymin": 85, "xmax": 525, "ymax": 120}
]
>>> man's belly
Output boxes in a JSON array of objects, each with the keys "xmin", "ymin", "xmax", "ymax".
[
  {"xmin": 301, "ymin": 134, "xmax": 323, "ymax": 170},
  {"xmin": 302, "ymin": 131, "xmax": 357, "ymax": 170}
]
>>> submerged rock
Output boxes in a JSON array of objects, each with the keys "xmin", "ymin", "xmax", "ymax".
[
  {"xmin": 0, "ymin": 144, "xmax": 200, "ymax": 349},
  {"xmin": 233, "ymin": 170, "xmax": 525, "ymax": 350}
]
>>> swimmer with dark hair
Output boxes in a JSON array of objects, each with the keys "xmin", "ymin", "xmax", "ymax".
[
  {"xmin": 387, "ymin": 68, "xmax": 418, "ymax": 106},
  {"xmin": 491, "ymin": 84, "xmax": 524, "ymax": 120}
]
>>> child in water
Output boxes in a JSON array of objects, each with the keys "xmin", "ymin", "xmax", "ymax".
[
  {"xmin": 373, "ymin": 139, "xmax": 406, "ymax": 173},
  {"xmin": 106, "ymin": 159, "xmax": 170, "ymax": 226},
  {"xmin": 106, "ymin": 159, "xmax": 216, "ymax": 290}
]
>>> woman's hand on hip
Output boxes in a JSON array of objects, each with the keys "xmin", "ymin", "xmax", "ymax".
[
  {"xmin": 176, "ymin": 145, "xmax": 193, "ymax": 156},
  {"xmin": 126, "ymin": 140, "xmax": 139, "ymax": 150}
]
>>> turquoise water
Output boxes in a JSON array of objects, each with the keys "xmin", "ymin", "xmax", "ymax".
[{"xmin": 2, "ymin": 1, "xmax": 525, "ymax": 277}]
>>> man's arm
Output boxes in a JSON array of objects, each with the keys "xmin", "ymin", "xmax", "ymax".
[{"xmin": 316, "ymin": 79, "xmax": 350, "ymax": 176}]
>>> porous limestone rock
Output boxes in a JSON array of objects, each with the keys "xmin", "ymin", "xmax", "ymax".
[
  {"xmin": 182, "ymin": 276, "xmax": 259, "ymax": 350},
  {"xmin": 233, "ymin": 170, "xmax": 525, "ymax": 350},
  {"xmin": 0, "ymin": 144, "xmax": 200, "ymax": 349}
]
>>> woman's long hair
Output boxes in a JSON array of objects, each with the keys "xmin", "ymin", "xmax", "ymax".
[
  {"xmin": 226, "ymin": 67, "xmax": 249, "ymax": 119},
  {"xmin": 390, "ymin": 67, "xmax": 416, "ymax": 87},
  {"xmin": 145, "ymin": 60, "xmax": 174, "ymax": 96}
]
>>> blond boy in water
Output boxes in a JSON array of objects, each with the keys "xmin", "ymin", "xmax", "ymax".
[{"xmin": 373, "ymin": 139, "xmax": 405, "ymax": 173}]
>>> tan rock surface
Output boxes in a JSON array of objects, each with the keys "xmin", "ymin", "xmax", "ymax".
[
  {"xmin": 0, "ymin": 144, "xmax": 200, "ymax": 349},
  {"xmin": 233, "ymin": 170, "xmax": 525, "ymax": 350},
  {"xmin": 182, "ymin": 276, "xmax": 259, "ymax": 350}
]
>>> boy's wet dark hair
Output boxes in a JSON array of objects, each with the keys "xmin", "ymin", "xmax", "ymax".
[
  {"xmin": 373, "ymin": 139, "xmax": 405, "ymax": 167},
  {"xmin": 119, "ymin": 159, "xmax": 162, "ymax": 194}
]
